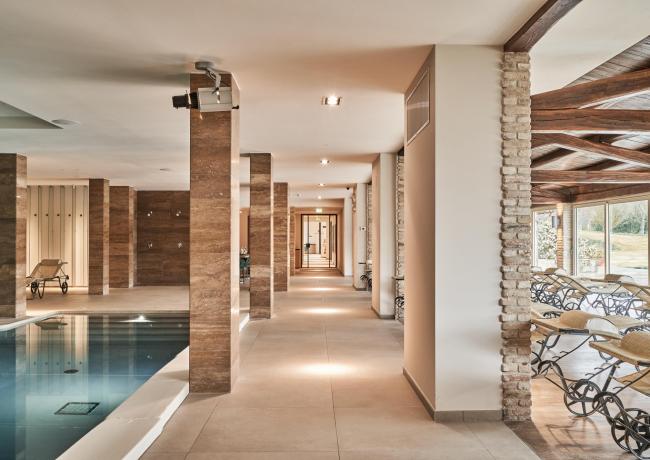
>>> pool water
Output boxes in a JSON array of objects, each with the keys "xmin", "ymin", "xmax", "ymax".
[{"xmin": 0, "ymin": 313, "xmax": 189, "ymax": 460}]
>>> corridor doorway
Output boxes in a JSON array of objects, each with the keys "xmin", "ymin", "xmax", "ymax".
[{"xmin": 301, "ymin": 214, "xmax": 337, "ymax": 269}]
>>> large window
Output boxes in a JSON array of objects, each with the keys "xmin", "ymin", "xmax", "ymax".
[
  {"xmin": 533, "ymin": 209, "xmax": 557, "ymax": 270},
  {"xmin": 576, "ymin": 205, "xmax": 606, "ymax": 279},
  {"xmin": 574, "ymin": 199, "xmax": 649, "ymax": 284},
  {"xmin": 609, "ymin": 200, "xmax": 648, "ymax": 284}
]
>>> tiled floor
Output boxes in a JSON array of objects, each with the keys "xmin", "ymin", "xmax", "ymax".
[
  {"xmin": 143, "ymin": 274, "xmax": 539, "ymax": 460},
  {"xmin": 25, "ymin": 285, "xmax": 250, "ymax": 315}
]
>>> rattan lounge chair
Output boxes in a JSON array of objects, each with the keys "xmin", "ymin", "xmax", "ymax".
[{"xmin": 26, "ymin": 259, "xmax": 69, "ymax": 299}]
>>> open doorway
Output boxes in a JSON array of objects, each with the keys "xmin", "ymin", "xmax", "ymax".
[{"xmin": 301, "ymin": 214, "xmax": 337, "ymax": 269}]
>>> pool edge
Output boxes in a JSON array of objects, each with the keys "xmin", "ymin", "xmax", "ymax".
[{"xmin": 57, "ymin": 312, "xmax": 250, "ymax": 460}]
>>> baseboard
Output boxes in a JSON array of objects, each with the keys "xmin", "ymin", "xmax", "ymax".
[
  {"xmin": 403, "ymin": 368, "xmax": 435, "ymax": 420},
  {"xmin": 371, "ymin": 306, "xmax": 395, "ymax": 320},
  {"xmin": 402, "ymin": 368, "xmax": 502, "ymax": 422}
]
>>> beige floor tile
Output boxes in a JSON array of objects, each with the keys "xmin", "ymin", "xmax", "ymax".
[
  {"xmin": 146, "ymin": 394, "xmax": 221, "ymax": 453},
  {"xmin": 191, "ymin": 407, "xmax": 338, "ymax": 452},
  {"xmin": 216, "ymin": 377, "xmax": 333, "ymax": 408},
  {"xmin": 335, "ymin": 407, "xmax": 481, "ymax": 451},
  {"xmin": 186, "ymin": 453, "xmax": 339, "ymax": 460},
  {"xmin": 339, "ymin": 448, "xmax": 495, "ymax": 460},
  {"xmin": 332, "ymin": 374, "xmax": 421, "ymax": 408}
]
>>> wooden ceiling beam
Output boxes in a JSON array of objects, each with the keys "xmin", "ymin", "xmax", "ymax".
[
  {"xmin": 532, "ymin": 109, "xmax": 650, "ymax": 133},
  {"xmin": 530, "ymin": 133, "xmax": 650, "ymax": 167},
  {"xmin": 532, "ymin": 170, "xmax": 650, "ymax": 184},
  {"xmin": 532, "ymin": 68, "xmax": 650, "ymax": 110},
  {"xmin": 532, "ymin": 186, "xmax": 571, "ymax": 204},
  {"xmin": 504, "ymin": 0, "xmax": 582, "ymax": 52},
  {"xmin": 573, "ymin": 184, "xmax": 650, "ymax": 203}
]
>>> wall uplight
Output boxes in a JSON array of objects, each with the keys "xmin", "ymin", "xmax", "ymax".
[{"xmin": 320, "ymin": 159, "xmax": 330, "ymax": 166}]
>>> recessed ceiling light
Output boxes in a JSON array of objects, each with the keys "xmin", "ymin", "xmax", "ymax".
[
  {"xmin": 51, "ymin": 119, "xmax": 80, "ymax": 126},
  {"xmin": 318, "ymin": 183, "xmax": 325, "ymax": 187},
  {"xmin": 320, "ymin": 159, "xmax": 330, "ymax": 166},
  {"xmin": 321, "ymin": 96, "xmax": 341, "ymax": 106},
  {"xmin": 317, "ymin": 195, "xmax": 322, "ymax": 200}
]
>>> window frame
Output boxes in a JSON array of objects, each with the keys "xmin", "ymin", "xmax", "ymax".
[
  {"xmin": 532, "ymin": 206, "xmax": 557, "ymax": 270},
  {"xmin": 572, "ymin": 195, "xmax": 650, "ymax": 283}
]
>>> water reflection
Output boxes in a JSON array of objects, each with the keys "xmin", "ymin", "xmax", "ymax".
[{"xmin": 0, "ymin": 313, "xmax": 188, "ymax": 460}]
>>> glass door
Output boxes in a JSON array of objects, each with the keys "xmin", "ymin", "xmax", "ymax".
[{"xmin": 301, "ymin": 214, "xmax": 337, "ymax": 269}]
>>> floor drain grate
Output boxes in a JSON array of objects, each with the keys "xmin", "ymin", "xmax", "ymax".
[{"xmin": 55, "ymin": 402, "xmax": 99, "ymax": 415}]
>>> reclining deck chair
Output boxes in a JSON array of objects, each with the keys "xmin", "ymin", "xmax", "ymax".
[{"xmin": 26, "ymin": 259, "xmax": 69, "ymax": 299}]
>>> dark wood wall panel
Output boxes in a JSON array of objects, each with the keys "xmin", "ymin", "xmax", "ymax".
[{"xmin": 136, "ymin": 191, "xmax": 189, "ymax": 285}]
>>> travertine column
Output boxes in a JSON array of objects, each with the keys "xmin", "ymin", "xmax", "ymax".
[
  {"xmin": 250, "ymin": 153, "xmax": 273, "ymax": 319},
  {"xmin": 109, "ymin": 186, "xmax": 135, "ymax": 288},
  {"xmin": 273, "ymin": 183, "xmax": 289, "ymax": 291},
  {"xmin": 88, "ymin": 179, "xmax": 109, "ymax": 295},
  {"xmin": 500, "ymin": 52, "xmax": 532, "ymax": 422},
  {"xmin": 289, "ymin": 208, "xmax": 296, "ymax": 276},
  {"xmin": 190, "ymin": 72, "xmax": 240, "ymax": 393},
  {"xmin": 0, "ymin": 154, "xmax": 26, "ymax": 318}
]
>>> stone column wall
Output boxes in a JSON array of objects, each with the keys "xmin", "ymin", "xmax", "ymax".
[
  {"xmin": 189, "ymin": 72, "xmax": 240, "ymax": 393},
  {"xmin": 0, "ymin": 154, "xmax": 26, "ymax": 318},
  {"xmin": 109, "ymin": 186, "xmax": 135, "ymax": 288},
  {"xmin": 500, "ymin": 52, "xmax": 532, "ymax": 422},
  {"xmin": 366, "ymin": 183, "xmax": 373, "ymax": 263},
  {"xmin": 556, "ymin": 203, "xmax": 573, "ymax": 273},
  {"xmin": 273, "ymin": 183, "xmax": 289, "ymax": 291},
  {"xmin": 289, "ymin": 208, "xmax": 296, "ymax": 276},
  {"xmin": 250, "ymin": 153, "xmax": 274, "ymax": 319},
  {"xmin": 88, "ymin": 179, "xmax": 109, "ymax": 295},
  {"xmin": 395, "ymin": 153, "xmax": 405, "ymax": 296}
]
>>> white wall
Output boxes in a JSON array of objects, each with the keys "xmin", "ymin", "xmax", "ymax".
[
  {"xmin": 343, "ymin": 196, "xmax": 353, "ymax": 276},
  {"xmin": 352, "ymin": 183, "xmax": 368, "ymax": 288},
  {"xmin": 371, "ymin": 153, "xmax": 396, "ymax": 318},
  {"xmin": 404, "ymin": 45, "xmax": 502, "ymax": 415},
  {"xmin": 434, "ymin": 45, "xmax": 502, "ymax": 412}
]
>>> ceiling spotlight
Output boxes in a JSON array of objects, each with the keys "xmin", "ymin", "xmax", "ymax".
[
  {"xmin": 320, "ymin": 159, "xmax": 330, "ymax": 166},
  {"xmin": 317, "ymin": 195, "xmax": 322, "ymax": 200},
  {"xmin": 321, "ymin": 96, "xmax": 342, "ymax": 106},
  {"xmin": 318, "ymin": 183, "xmax": 325, "ymax": 187}
]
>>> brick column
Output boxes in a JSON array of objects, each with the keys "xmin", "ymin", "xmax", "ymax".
[
  {"xmin": 109, "ymin": 186, "xmax": 135, "ymax": 288},
  {"xmin": 289, "ymin": 207, "xmax": 296, "ymax": 276},
  {"xmin": 189, "ymin": 72, "xmax": 240, "ymax": 393},
  {"xmin": 89, "ymin": 179, "xmax": 109, "ymax": 295},
  {"xmin": 250, "ymin": 153, "xmax": 273, "ymax": 319},
  {"xmin": 0, "ymin": 154, "xmax": 26, "ymax": 318},
  {"xmin": 500, "ymin": 52, "xmax": 532, "ymax": 422},
  {"xmin": 273, "ymin": 183, "xmax": 289, "ymax": 291}
]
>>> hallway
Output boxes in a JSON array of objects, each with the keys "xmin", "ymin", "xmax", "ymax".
[{"xmin": 144, "ymin": 275, "xmax": 538, "ymax": 460}]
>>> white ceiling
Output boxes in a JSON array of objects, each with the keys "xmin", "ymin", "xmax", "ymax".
[
  {"xmin": 0, "ymin": 0, "xmax": 550, "ymax": 203},
  {"xmin": 531, "ymin": 0, "xmax": 650, "ymax": 94}
]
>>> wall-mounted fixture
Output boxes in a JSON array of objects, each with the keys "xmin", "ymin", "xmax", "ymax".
[
  {"xmin": 146, "ymin": 211, "xmax": 153, "ymax": 217},
  {"xmin": 320, "ymin": 159, "xmax": 330, "ymax": 166},
  {"xmin": 175, "ymin": 210, "xmax": 182, "ymax": 217},
  {"xmin": 318, "ymin": 183, "xmax": 325, "ymax": 187},
  {"xmin": 321, "ymin": 96, "xmax": 342, "ymax": 106},
  {"xmin": 147, "ymin": 242, "xmax": 153, "ymax": 249},
  {"xmin": 315, "ymin": 208, "xmax": 323, "ymax": 213},
  {"xmin": 551, "ymin": 215, "xmax": 560, "ymax": 229},
  {"xmin": 177, "ymin": 242, "xmax": 184, "ymax": 249},
  {"xmin": 317, "ymin": 196, "xmax": 322, "ymax": 200}
]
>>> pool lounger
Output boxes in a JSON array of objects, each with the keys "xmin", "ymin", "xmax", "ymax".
[
  {"xmin": 26, "ymin": 259, "xmax": 70, "ymax": 299},
  {"xmin": 588, "ymin": 332, "xmax": 650, "ymax": 459}
]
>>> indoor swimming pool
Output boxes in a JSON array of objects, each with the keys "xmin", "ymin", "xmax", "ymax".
[{"xmin": 0, "ymin": 312, "xmax": 189, "ymax": 460}]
